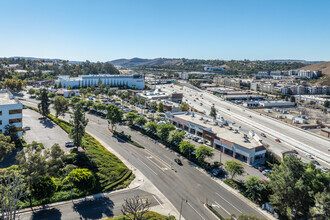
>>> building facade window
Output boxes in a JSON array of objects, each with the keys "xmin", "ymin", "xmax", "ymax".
[
  {"xmin": 9, "ymin": 109, "xmax": 22, "ymax": 114},
  {"xmin": 0, "ymin": 111, "xmax": 2, "ymax": 116},
  {"xmin": 9, "ymin": 118, "xmax": 22, "ymax": 124}
]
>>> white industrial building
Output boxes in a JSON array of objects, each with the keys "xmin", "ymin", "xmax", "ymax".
[
  {"xmin": 0, "ymin": 90, "xmax": 23, "ymax": 137},
  {"xmin": 55, "ymin": 74, "xmax": 145, "ymax": 89},
  {"xmin": 259, "ymin": 101, "xmax": 295, "ymax": 108}
]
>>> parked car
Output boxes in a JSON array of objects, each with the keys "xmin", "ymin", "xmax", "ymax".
[
  {"xmin": 306, "ymin": 153, "xmax": 313, "ymax": 159},
  {"xmin": 312, "ymin": 160, "xmax": 320, "ymax": 165},
  {"xmin": 262, "ymin": 169, "xmax": 272, "ymax": 175},
  {"xmin": 174, "ymin": 158, "xmax": 182, "ymax": 165},
  {"xmin": 23, "ymin": 126, "xmax": 31, "ymax": 130},
  {"xmin": 212, "ymin": 168, "xmax": 223, "ymax": 177},
  {"xmin": 260, "ymin": 133, "xmax": 266, "ymax": 137},
  {"xmin": 275, "ymin": 138, "xmax": 281, "ymax": 143},
  {"xmin": 65, "ymin": 141, "xmax": 74, "ymax": 147},
  {"xmin": 197, "ymin": 139, "xmax": 203, "ymax": 144},
  {"xmin": 320, "ymin": 166, "xmax": 328, "ymax": 173}
]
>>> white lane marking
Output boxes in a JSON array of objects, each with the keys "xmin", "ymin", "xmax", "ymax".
[
  {"xmin": 216, "ymin": 193, "xmax": 242, "ymax": 213},
  {"xmin": 187, "ymin": 202, "xmax": 206, "ymax": 220},
  {"xmin": 140, "ymin": 160, "xmax": 158, "ymax": 175},
  {"xmin": 146, "ymin": 156, "xmax": 167, "ymax": 172},
  {"xmin": 153, "ymin": 195, "xmax": 164, "ymax": 208},
  {"xmin": 145, "ymin": 149, "xmax": 172, "ymax": 169},
  {"xmin": 215, "ymin": 201, "xmax": 233, "ymax": 217}
]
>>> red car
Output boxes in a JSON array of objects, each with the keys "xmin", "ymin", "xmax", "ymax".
[
  {"xmin": 275, "ymin": 139, "xmax": 281, "ymax": 143},
  {"xmin": 291, "ymin": 149, "xmax": 299, "ymax": 154}
]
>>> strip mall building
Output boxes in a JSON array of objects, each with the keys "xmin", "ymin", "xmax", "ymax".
[{"xmin": 166, "ymin": 112, "xmax": 266, "ymax": 165}]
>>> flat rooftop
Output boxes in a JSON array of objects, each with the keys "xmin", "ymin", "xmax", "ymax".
[
  {"xmin": 0, "ymin": 90, "xmax": 20, "ymax": 105},
  {"xmin": 174, "ymin": 113, "xmax": 260, "ymax": 149}
]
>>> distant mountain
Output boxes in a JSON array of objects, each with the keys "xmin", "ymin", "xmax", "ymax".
[
  {"xmin": 266, "ymin": 59, "xmax": 323, "ymax": 65},
  {"xmin": 109, "ymin": 57, "xmax": 183, "ymax": 67},
  {"xmin": 6, "ymin": 56, "xmax": 84, "ymax": 64}
]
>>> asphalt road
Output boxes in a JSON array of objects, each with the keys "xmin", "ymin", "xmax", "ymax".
[
  {"xmin": 159, "ymin": 83, "xmax": 330, "ymax": 167},
  {"xmin": 18, "ymin": 189, "xmax": 160, "ymax": 220},
  {"xmin": 85, "ymin": 113, "xmax": 267, "ymax": 220}
]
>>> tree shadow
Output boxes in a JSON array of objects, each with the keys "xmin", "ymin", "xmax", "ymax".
[
  {"xmin": 39, "ymin": 118, "xmax": 55, "ymax": 128},
  {"xmin": 73, "ymin": 197, "xmax": 114, "ymax": 219},
  {"xmin": 31, "ymin": 207, "xmax": 62, "ymax": 220},
  {"xmin": 0, "ymin": 148, "xmax": 21, "ymax": 168}
]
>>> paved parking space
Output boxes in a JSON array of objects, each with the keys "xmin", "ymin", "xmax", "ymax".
[{"xmin": 23, "ymin": 109, "xmax": 72, "ymax": 152}]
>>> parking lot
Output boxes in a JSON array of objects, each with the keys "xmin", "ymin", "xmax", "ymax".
[{"xmin": 23, "ymin": 108, "xmax": 72, "ymax": 152}]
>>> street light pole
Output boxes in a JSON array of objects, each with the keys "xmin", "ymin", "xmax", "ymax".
[
  {"xmin": 70, "ymin": 173, "xmax": 73, "ymax": 201},
  {"xmin": 179, "ymin": 198, "xmax": 187, "ymax": 220}
]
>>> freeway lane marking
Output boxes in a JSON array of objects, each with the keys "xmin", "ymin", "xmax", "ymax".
[
  {"xmin": 146, "ymin": 156, "xmax": 168, "ymax": 172},
  {"xmin": 187, "ymin": 202, "xmax": 206, "ymax": 220},
  {"xmin": 216, "ymin": 193, "xmax": 242, "ymax": 213},
  {"xmin": 140, "ymin": 160, "xmax": 158, "ymax": 176},
  {"xmin": 153, "ymin": 195, "xmax": 164, "ymax": 208}
]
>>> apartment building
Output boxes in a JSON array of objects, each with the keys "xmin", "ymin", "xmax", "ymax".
[{"xmin": 0, "ymin": 90, "xmax": 23, "ymax": 137}]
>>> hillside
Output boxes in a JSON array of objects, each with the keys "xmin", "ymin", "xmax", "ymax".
[
  {"xmin": 299, "ymin": 61, "xmax": 330, "ymax": 76},
  {"xmin": 299, "ymin": 61, "xmax": 330, "ymax": 86},
  {"xmin": 109, "ymin": 58, "xmax": 183, "ymax": 67}
]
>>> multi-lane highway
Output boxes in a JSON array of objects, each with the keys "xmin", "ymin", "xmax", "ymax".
[{"xmin": 159, "ymin": 83, "xmax": 330, "ymax": 167}]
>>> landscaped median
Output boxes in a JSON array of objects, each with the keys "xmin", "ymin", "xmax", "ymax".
[
  {"xmin": 105, "ymin": 211, "xmax": 175, "ymax": 220},
  {"xmin": 22, "ymin": 105, "xmax": 134, "ymax": 205}
]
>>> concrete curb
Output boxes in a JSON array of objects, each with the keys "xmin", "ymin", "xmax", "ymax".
[{"xmin": 203, "ymin": 203, "xmax": 222, "ymax": 220}]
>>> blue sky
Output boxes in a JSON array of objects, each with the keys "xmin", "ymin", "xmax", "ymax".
[{"xmin": 0, "ymin": 0, "xmax": 329, "ymax": 61}]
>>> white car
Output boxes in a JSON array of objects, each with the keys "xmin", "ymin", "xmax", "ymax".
[{"xmin": 306, "ymin": 153, "xmax": 313, "ymax": 159}]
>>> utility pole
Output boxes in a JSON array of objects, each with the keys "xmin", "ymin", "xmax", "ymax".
[{"xmin": 179, "ymin": 198, "xmax": 187, "ymax": 220}]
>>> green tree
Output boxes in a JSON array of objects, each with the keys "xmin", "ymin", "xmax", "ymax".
[
  {"xmin": 4, "ymin": 124, "xmax": 20, "ymax": 146},
  {"xmin": 195, "ymin": 145, "xmax": 214, "ymax": 164},
  {"xmin": 145, "ymin": 121, "xmax": 158, "ymax": 134},
  {"xmin": 290, "ymin": 96, "xmax": 296, "ymax": 102},
  {"xmin": 57, "ymin": 81, "xmax": 62, "ymax": 88},
  {"xmin": 68, "ymin": 168, "xmax": 95, "ymax": 192},
  {"xmin": 107, "ymin": 89, "xmax": 116, "ymax": 97},
  {"xmin": 46, "ymin": 143, "xmax": 65, "ymax": 176},
  {"xmin": 16, "ymin": 142, "xmax": 48, "ymax": 206},
  {"xmin": 0, "ymin": 169, "xmax": 26, "ymax": 220},
  {"xmin": 53, "ymin": 96, "xmax": 69, "ymax": 118},
  {"xmin": 244, "ymin": 176, "xmax": 263, "ymax": 202},
  {"xmin": 129, "ymin": 96, "xmax": 138, "ymax": 106},
  {"xmin": 157, "ymin": 124, "xmax": 175, "ymax": 142},
  {"xmin": 179, "ymin": 102, "xmax": 190, "ymax": 111},
  {"xmin": 69, "ymin": 103, "xmax": 88, "ymax": 150},
  {"xmin": 0, "ymin": 134, "xmax": 15, "ymax": 161},
  {"xmin": 210, "ymin": 105, "xmax": 217, "ymax": 119},
  {"xmin": 179, "ymin": 141, "xmax": 195, "ymax": 158},
  {"xmin": 106, "ymin": 104, "xmax": 123, "ymax": 131},
  {"xmin": 168, "ymin": 130, "xmax": 185, "ymax": 144},
  {"xmin": 86, "ymin": 87, "xmax": 91, "ymax": 94},
  {"xmin": 150, "ymin": 101, "xmax": 158, "ymax": 111},
  {"xmin": 125, "ymin": 112, "xmax": 138, "ymax": 125},
  {"xmin": 31, "ymin": 176, "xmax": 57, "ymax": 201},
  {"xmin": 139, "ymin": 98, "xmax": 147, "ymax": 106},
  {"xmin": 324, "ymin": 100, "xmax": 329, "ymax": 108},
  {"xmin": 224, "ymin": 160, "xmax": 244, "ymax": 179},
  {"xmin": 70, "ymin": 96, "xmax": 81, "ymax": 106},
  {"xmin": 28, "ymin": 88, "xmax": 35, "ymax": 95},
  {"xmin": 157, "ymin": 102, "xmax": 164, "ymax": 112},
  {"xmin": 134, "ymin": 116, "xmax": 147, "ymax": 126},
  {"xmin": 38, "ymin": 88, "xmax": 50, "ymax": 118},
  {"xmin": 269, "ymin": 156, "xmax": 312, "ymax": 217},
  {"xmin": 68, "ymin": 85, "xmax": 72, "ymax": 90},
  {"xmin": 310, "ymin": 190, "xmax": 330, "ymax": 219}
]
